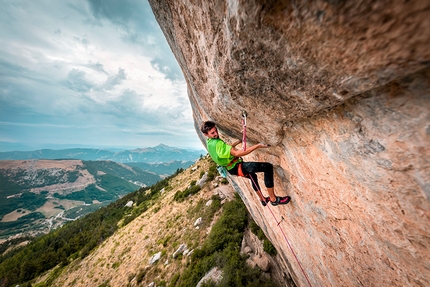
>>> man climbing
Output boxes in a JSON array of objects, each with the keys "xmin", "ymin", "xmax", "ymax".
[{"xmin": 201, "ymin": 121, "xmax": 291, "ymax": 206}]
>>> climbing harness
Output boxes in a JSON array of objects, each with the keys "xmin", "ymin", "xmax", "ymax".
[{"xmin": 239, "ymin": 110, "xmax": 314, "ymax": 287}]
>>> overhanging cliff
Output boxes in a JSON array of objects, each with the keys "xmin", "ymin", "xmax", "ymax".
[{"xmin": 149, "ymin": 1, "xmax": 430, "ymax": 286}]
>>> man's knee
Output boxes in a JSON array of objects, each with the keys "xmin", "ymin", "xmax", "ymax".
[{"xmin": 262, "ymin": 162, "xmax": 273, "ymax": 170}]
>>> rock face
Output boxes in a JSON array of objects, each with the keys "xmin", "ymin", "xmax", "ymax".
[{"xmin": 149, "ymin": 1, "xmax": 430, "ymax": 286}]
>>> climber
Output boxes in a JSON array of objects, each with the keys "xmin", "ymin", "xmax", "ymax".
[{"xmin": 201, "ymin": 121, "xmax": 291, "ymax": 206}]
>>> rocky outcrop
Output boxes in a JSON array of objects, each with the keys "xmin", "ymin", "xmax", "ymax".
[
  {"xmin": 149, "ymin": 1, "xmax": 430, "ymax": 286},
  {"xmin": 196, "ymin": 267, "xmax": 223, "ymax": 287}
]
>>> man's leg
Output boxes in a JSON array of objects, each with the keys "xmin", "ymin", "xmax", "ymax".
[
  {"xmin": 246, "ymin": 172, "xmax": 269, "ymax": 202},
  {"xmin": 241, "ymin": 162, "xmax": 276, "ymax": 202}
]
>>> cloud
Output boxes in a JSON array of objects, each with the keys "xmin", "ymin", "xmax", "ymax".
[
  {"xmin": 86, "ymin": 0, "xmax": 183, "ymax": 81},
  {"xmin": 102, "ymin": 68, "xmax": 127, "ymax": 90},
  {"xmin": 0, "ymin": 0, "xmax": 201, "ymax": 150},
  {"xmin": 65, "ymin": 68, "xmax": 95, "ymax": 92},
  {"xmin": 84, "ymin": 61, "xmax": 108, "ymax": 74}
]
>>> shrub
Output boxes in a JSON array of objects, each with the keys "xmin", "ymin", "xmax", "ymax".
[
  {"xmin": 98, "ymin": 280, "xmax": 111, "ymax": 287},
  {"xmin": 263, "ymin": 240, "xmax": 277, "ymax": 256},
  {"xmin": 206, "ymin": 160, "xmax": 218, "ymax": 181},
  {"xmin": 174, "ymin": 194, "xmax": 278, "ymax": 287},
  {"xmin": 249, "ymin": 218, "xmax": 277, "ymax": 256},
  {"xmin": 169, "ymin": 273, "xmax": 180, "ymax": 287},
  {"xmin": 157, "ymin": 236, "xmax": 171, "ymax": 247},
  {"xmin": 220, "ymin": 178, "xmax": 228, "ymax": 184},
  {"xmin": 174, "ymin": 185, "xmax": 201, "ymax": 202},
  {"xmin": 249, "ymin": 220, "xmax": 265, "ymax": 240},
  {"xmin": 136, "ymin": 268, "xmax": 146, "ymax": 283}
]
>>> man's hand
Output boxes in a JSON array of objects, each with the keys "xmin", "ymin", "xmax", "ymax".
[{"xmin": 258, "ymin": 143, "xmax": 270, "ymax": 148}]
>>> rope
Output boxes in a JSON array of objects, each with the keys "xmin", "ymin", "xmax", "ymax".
[
  {"xmin": 240, "ymin": 111, "xmax": 313, "ymax": 287},
  {"xmin": 247, "ymin": 175, "xmax": 314, "ymax": 287}
]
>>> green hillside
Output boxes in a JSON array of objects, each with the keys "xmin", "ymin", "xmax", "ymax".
[{"xmin": 0, "ymin": 168, "xmax": 181, "ymax": 287}]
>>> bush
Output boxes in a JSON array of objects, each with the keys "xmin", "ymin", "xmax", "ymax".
[
  {"xmin": 173, "ymin": 194, "xmax": 278, "ymax": 287},
  {"xmin": 249, "ymin": 220, "xmax": 265, "ymax": 240},
  {"xmin": 249, "ymin": 218, "xmax": 277, "ymax": 256},
  {"xmin": 136, "ymin": 268, "xmax": 146, "ymax": 283},
  {"xmin": 206, "ymin": 160, "xmax": 218, "ymax": 181},
  {"xmin": 263, "ymin": 240, "xmax": 277, "ymax": 256},
  {"xmin": 168, "ymin": 273, "xmax": 180, "ymax": 287},
  {"xmin": 174, "ymin": 185, "xmax": 201, "ymax": 202}
]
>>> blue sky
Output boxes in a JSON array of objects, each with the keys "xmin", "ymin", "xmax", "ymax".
[{"xmin": 0, "ymin": 0, "xmax": 203, "ymax": 151}]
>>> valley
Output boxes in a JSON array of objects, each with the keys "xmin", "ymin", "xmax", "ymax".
[{"xmin": 0, "ymin": 154, "xmax": 197, "ymax": 240}]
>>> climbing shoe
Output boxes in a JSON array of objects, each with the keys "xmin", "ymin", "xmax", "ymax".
[
  {"xmin": 270, "ymin": 196, "xmax": 291, "ymax": 206},
  {"xmin": 261, "ymin": 197, "xmax": 270, "ymax": 206}
]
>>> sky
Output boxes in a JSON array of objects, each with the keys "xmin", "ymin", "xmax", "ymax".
[{"xmin": 0, "ymin": 0, "xmax": 204, "ymax": 151}]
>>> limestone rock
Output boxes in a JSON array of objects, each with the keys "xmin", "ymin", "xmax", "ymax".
[
  {"xmin": 194, "ymin": 217, "xmax": 203, "ymax": 227},
  {"xmin": 242, "ymin": 246, "xmax": 253, "ymax": 255},
  {"xmin": 172, "ymin": 244, "xmax": 187, "ymax": 258},
  {"xmin": 196, "ymin": 172, "xmax": 208, "ymax": 187},
  {"xmin": 149, "ymin": 252, "xmax": 162, "ymax": 265},
  {"xmin": 253, "ymin": 254, "xmax": 270, "ymax": 272},
  {"xmin": 196, "ymin": 267, "xmax": 223, "ymax": 287},
  {"xmin": 149, "ymin": 0, "xmax": 430, "ymax": 286},
  {"xmin": 186, "ymin": 249, "xmax": 194, "ymax": 257}
]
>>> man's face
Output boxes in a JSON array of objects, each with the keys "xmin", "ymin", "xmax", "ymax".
[{"xmin": 205, "ymin": 126, "xmax": 219, "ymax": 139}]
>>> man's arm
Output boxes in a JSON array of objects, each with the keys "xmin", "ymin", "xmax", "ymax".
[{"xmin": 230, "ymin": 143, "xmax": 269, "ymax": 157}]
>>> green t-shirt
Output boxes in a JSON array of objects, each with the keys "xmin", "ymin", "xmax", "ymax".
[{"xmin": 207, "ymin": 138, "xmax": 241, "ymax": 170}]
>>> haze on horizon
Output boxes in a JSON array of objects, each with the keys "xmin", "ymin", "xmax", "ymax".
[{"xmin": 0, "ymin": 0, "xmax": 203, "ymax": 152}]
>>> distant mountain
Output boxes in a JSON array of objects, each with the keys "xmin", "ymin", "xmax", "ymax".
[
  {"xmin": 0, "ymin": 144, "xmax": 206, "ymax": 163},
  {"xmin": 125, "ymin": 160, "xmax": 195, "ymax": 176},
  {"xmin": 0, "ymin": 159, "xmax": 161, "ymax": 239}
]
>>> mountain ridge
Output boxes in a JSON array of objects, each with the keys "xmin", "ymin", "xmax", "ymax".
[{"xmin": 0, "ymin": 144, "xmax": 205, "ymax": 163}]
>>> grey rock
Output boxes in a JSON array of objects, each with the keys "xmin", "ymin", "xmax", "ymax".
[
  {"xmin": 172, "ymin": 244, "xmax": 187, "ymax": 258},
  {"xmin": 196, "ymin": 267, "xmax": 223, "ymax": 287},
  {"xmin": 149, "ymin": 252, "xmax": 162, "ymax": 265}
]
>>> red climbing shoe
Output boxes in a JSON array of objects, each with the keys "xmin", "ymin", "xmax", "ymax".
[{"xmin": 270, "ymin": 196, "xmax": 291, "ymax": 206}]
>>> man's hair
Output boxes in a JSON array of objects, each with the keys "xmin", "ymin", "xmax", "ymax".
[{"xmin": 200, "ymin": 121, "xmax": 216, "ymax": 134}]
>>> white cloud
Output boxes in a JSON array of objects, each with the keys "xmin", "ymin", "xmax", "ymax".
[{"xmin": 0, "ymin": 0, "xmax": 202, "ymax": 150}]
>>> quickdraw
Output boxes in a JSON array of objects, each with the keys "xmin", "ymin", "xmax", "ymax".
[{"xmin": 242, "ymin": 110, "xmax": 247, "ymax": 151}]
